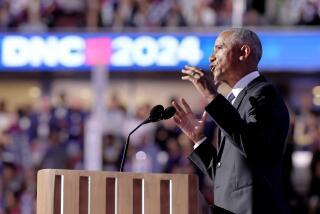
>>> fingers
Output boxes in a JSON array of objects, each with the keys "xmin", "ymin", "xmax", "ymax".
[
  {"xmin": 181, "ymin": 75, "xmax": 193, "ymax": 81},
  {"xmin": 200, "ymin": 111, "xmax": 208, "ymax": 122},
  {"xmin": 181, "ymin": 98, "xmax": 193, "ymax": 114},
  {"xmin": 172, "ymin": 100, "xmax": 186, "ymax": 118},
  {"xmin": 182, "ymin": 65, "xmax": 205, "ymax": 80},
  {"xmin": 185, "ymin": 65, "xmax": 205, "ymax": 77},
  {"xmin": 172, "ymin": 115, "xmax": 181, "ymax": 125},
  {"xmin": 172, "ymin": 98, "xmax": 193, "ymax": 115},
  {"xmin": 181, "ymin": 66, "xmax": 193, "ymax": 76}
]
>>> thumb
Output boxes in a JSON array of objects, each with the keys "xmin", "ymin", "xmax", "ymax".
[{"xmin": 200, "ymin": 111, "xmax": 208, "ymax": 122}]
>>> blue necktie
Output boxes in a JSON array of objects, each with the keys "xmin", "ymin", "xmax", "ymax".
[{"xmin": 227, "ymin": 93, "xmax": 235, "ymax": 103}]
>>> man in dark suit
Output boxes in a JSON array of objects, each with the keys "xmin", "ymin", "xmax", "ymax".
[{"xmin": 172, "ymin": 28, "xmax": 290, "ymax": 213}]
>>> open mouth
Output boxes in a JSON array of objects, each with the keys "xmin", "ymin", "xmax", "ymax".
[{"xmin": 210, "ymin": 64, "xmax": 216, "ymax": 72}]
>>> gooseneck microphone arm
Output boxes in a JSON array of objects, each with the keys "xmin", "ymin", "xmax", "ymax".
[
  {"xmin": 119, "ymin": 120, "xmax": 147, "ymax": 172},
  {"xmin": 119, "ymin": 105, "xmax": 176, "ymax": 172},
  {"xmin": 119, "ymin": 105, "xmax": 164, "ymax": 172}
]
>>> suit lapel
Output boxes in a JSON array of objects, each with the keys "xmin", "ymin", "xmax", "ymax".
[
  {"xmin": 217, "ymin": 134, "xmax": 225, "ymax": 158},
  {"xmin": 233, "ymin": 89, "xmax": 247, "ymax": 110},
  {"xmin": 216, "ymin": 75, "xmax": 266, "ymax": 157},
  {"xmin": 233, "ymin": 76, "xmax": 266, "ymax": 110}
]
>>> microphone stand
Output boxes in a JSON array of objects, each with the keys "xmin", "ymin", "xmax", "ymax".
[
  {"xmin": 119, "ymin": 120, "xmax": 149, "ymax": 172},
  {"xmin": 118, "ymin": 104, "xmax": 174, "ymax": 172}
]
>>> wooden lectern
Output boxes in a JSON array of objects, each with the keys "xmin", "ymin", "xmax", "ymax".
[{"xmin": 37, "ymin": 169, "xmax": 206, "ymax": 214}]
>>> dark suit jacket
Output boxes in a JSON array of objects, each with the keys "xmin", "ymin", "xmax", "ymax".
[{"xmin": 189, "ymin": 76, "xmax": 290, "ymax": 214}]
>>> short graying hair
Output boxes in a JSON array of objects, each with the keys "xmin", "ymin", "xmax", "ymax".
[{"xmin": 223, "ymin": 28, "xmax": 263, "ymax": 64}]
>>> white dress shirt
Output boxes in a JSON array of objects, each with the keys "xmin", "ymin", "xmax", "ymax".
[{"xmin": 193, "ymin": 71, "xmax": 260, "ymax": 149}]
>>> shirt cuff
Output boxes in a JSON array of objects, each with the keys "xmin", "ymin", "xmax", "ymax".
[{"xmin": 193, "ymin": 137, "xmax": 207, "ymax": 149}]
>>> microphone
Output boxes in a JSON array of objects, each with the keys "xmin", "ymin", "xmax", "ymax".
[
  {"xmin": 119, "ymin": 105, "xmax": 176, "ymax": 172},
  {"xmin": 142, "ymin": 104, "xmax": 164, "ymax": 124},
  {"xmin": 162, "ymin": 106, "xmax": 176, "ymax": 120}
]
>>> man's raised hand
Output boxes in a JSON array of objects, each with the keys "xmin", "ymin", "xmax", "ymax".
[{"xmin": 172, "ymin": 98, "xmax": 207, "ymax": 143}]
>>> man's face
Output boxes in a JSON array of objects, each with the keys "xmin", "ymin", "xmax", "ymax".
[{"xmin": 209, "ymin": 32, "xmax": 239, "ymax": 83}]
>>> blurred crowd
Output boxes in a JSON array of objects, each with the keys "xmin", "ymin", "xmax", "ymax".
[
  {"xmin": 0, "ymin": 0, "xmax": 320, "ymax": 32},
  {"xmin": 0, "ymin": 0, "xmax": 319, "ymax": 213},
  {"xmin": 0, "ymin": 90, "xmax": 319, "ymax": 213}
]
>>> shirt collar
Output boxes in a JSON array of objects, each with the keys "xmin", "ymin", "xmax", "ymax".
[{"xmin": 227, "ymin": 71, "xmax": 260, "ymax": 101}]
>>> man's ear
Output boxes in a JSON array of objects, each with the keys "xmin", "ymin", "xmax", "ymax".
[{"xmin": 239, "ymin": 45, "xmax": 251, "ymax": 61}]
